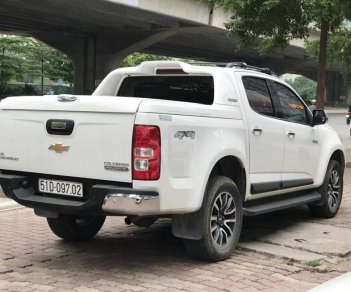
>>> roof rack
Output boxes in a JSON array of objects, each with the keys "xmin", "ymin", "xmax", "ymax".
[{"xmin": 225, "ymin": 62, "xmax": 278, "ymax": 76}]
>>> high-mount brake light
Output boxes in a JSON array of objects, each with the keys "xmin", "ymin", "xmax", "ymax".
[
  {"xmin": 132, "ymin": 125, "xmax": 161, "ymax": 180},
  {"xmin": 156, "ymin": 68, "xmax": 187, "ymax": 75}
]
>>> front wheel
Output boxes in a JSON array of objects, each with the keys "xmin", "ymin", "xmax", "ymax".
[
  {"xmin": 47, "ymin": 214, "xmax": 106, "ymax": 241},
  {"xmin": 183, "ymin": 176, "xmax": 243, "ymax": 261},
  {"xmin": 309, "ymin": 160, "xmax": 343, "ymax": 218}
]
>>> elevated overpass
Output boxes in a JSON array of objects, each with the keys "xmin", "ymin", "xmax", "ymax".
[{"xmin": 0, "ymin": 0, "xmax": 348, "ymax": 104}]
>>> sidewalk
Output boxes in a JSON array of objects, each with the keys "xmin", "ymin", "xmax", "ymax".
[
  {"xmin": 0, "ymin": 197, "xmax": 20, "ymax": 211},
  {"xmin": 345, "ymin": 148, "xmax": 351, "ymax": 168},
  {"xmin": 0, "ymin": 147, "xmax": 349, "ymax": 291},
  {"xmin": 325, "ymin": 108, "xmax": 347, "ymax": 114},
  {"xmin": 0, "ymin": 204, "xmax": 346, "ymax": 292},
  {"xmin": 240, "ymin": 168, "xmax": 351, "ymax": 260}
]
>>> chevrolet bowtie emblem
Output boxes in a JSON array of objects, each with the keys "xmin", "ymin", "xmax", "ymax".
[{"xmin": 48, "ymin": 143, "xmax": 70, "ymax": 153}]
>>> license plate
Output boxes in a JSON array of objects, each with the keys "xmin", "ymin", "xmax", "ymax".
[{"xmin": 38, "ymin": 178, "xmax": 83, "ymax": 198}]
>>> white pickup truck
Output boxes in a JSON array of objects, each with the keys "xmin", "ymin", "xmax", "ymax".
[{"xmin": 0, "ymin": 61, "xmax": 345, "ymax": 261}]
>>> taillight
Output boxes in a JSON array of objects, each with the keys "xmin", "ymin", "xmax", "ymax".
[{"xmin": 132, "ymin": 125, "xmax": 161, "ymax": 180}]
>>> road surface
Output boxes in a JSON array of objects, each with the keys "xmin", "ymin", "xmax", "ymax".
[{"xmin": 328, "ymin": 113, "xmax": 351, "ymax": 150}]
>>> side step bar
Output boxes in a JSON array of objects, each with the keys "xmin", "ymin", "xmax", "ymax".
[{"xmin": 243, "ymin": 191, "xmax": 321, "ymax": 216}]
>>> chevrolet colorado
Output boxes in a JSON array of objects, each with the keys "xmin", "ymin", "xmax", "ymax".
[{"xmin": 0, "ymin": 61, "xmax": 345, "ymax": 261}]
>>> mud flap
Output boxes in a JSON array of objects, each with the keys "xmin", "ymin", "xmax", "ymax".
[{"xmin": 172, "ymin": 208, "xmax": 204, "ymax": 240}]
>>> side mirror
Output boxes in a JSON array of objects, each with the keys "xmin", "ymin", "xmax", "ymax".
[{"xmin": 312, "ymin": 110, "xmax": 328, "ymax": 126}]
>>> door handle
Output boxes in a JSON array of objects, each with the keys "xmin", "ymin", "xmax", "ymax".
[
  {"xmin": 287, "ymin": 131, "xmax": 295, "ymax": 138},
  {"xmin": 252, "ymin": 128, "xmax": 263, "ymax": 135}
]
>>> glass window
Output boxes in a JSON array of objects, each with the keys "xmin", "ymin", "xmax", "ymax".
[
  {"xmin": 242, "ymin": 77, "xmax": 274, "ymax": 117},
  {"xmin": 274, "ymin": 82, "xmax": 307, "ymax": 124},
  {"xmin": 117, "ymin": 76, "xmax": 214, "ymax": 105}
]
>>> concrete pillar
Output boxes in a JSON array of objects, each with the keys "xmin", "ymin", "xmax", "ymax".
[
  {"xmin": 325, "ymin": 71, "xmax": 347, "ymax": 107},
  {"xmin": 94, "ymin": 30, "xmax": 177, "ymax": 80},
  {"xmin": 33, "ymin": 30, "xmax": 177, "ymax": 94},
  {"xmin": 69, "ymin": 37, "xmax": 97, "ymax": 95}
]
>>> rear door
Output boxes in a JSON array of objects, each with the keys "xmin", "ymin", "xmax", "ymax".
[{"xmin": 240, "ymin": 76, "xmax": 285, "ymax": 194}]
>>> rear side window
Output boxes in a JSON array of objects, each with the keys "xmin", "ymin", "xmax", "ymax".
[
  {"xmin": 117, "ymin": 76, "xmax": 214, "ymax": 105},
  {"xmin": 242, "ymin": 77, "xmax": 274, "ymax": 117}
]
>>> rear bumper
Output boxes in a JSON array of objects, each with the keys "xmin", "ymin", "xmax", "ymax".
[
  {"xmin": 101, "ymin": 191, "xmax": 159, "ymax": 215},
  {"xmin": 0, "ymin": 173, "xmax": 160, "ymax": 216}
]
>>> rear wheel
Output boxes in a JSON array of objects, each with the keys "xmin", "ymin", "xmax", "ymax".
[
  {"xmin": 47, "ymin": 214, "xmax": 106, "ymax": 241},
  {"xmin": 309, "ymin": 160, "xmax": 343, "ymax": 218},
  {"xmin": 183, "ymin": 176, "xmax": 243, "ymax": 261}
]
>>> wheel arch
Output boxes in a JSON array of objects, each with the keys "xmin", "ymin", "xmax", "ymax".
[
  {"xmin": 330, "ymin": 149, "xmax": 345, "ymax": 174},
  {"xmin": 172, "ymin": 153, "xmax": 247, "ymax": 241},
  {"xmin": 315, "ymin": 146, "xmax": 345, "ymax": 187},
  {"xmin": 208, "ymin": 155, "xmax": 247, "ymax": 202}
]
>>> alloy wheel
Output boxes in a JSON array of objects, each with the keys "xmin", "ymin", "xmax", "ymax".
[
  {"xmin": 328, "ymin": 169, "xmax": 340, "ymax": 210},
  {"xmin": 210, "ymin": 192, "xmax": 236, "ymax": 247}
]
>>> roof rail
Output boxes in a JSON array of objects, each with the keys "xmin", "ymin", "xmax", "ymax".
[
  {"xmin": 188, "ymin": 61, "xmax": 227, "ymax": 67},
  {"xmin": 225, "ymin": 62, "xmax": 278, "ymax": 76}
]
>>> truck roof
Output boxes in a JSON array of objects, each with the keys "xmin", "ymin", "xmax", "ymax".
[
  {"xmin": 93, "ymin": 60, "xmax": 288, "ymax": 103},
  {"xmin": 118, "ymin": 60, "xmax": 278, "ymax": 77}
]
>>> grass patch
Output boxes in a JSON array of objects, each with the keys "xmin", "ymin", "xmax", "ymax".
[{"xmin": 306, "ymin": 260, "xmax": 320, "ymax": 268}]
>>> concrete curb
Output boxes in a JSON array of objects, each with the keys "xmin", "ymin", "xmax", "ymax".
[
  {"xmin": 0, "ymin": 199, "xmax": 21, "ymax": 212},
  {"xmin": 325, "ymin": 110, "xmax": 347, "ymax": 114},
  {"xmin": 239, "ymin": 241, "xmax": 326, "ymax": 263}
]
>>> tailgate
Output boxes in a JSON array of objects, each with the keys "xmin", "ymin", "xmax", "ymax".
[{"xmin": 0, "ymin": 95, "xmax": 142, "ymax": 183}]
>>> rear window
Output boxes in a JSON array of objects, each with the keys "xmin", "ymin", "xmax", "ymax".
[
  {"xmin": 117, "ymin": 76, "xmax": 214, "ymax": 105},
  {"xmin": 242, "ymin": 77, "xmax": 274, "ymax": 117}
]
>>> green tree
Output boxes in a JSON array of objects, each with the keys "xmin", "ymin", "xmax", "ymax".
[
  {"xmin": 0, "ymin": 36, "xmax": 31, "ymax": 90},
  {"xmin": 22, "ymin": 39, "xmax": 73, "ymax": 93},
  {"xmin": 0, "ymin": 35, "xmax": 73, "ymax": 97},
  {"xmin": 205, "ymin": 0, "xmax": 351, "ymax": 109},
  {"xmin": 47, "ymin": 50, "xmax": 73, "ymax": 85},
  {"xmin": 306, "ymin": 27, "xmax": 351, "ymax": 84},
  {"xmin": 121, "ymin": 52, "xmax": 172, "ymax": 67},
  {"xmin": 286, "ymin": 76, "xmax": 317, "ymax": 103}
]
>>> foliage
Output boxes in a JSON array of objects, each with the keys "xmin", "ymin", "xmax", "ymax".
[
  {"xmin": 48, "ymin": 50, "xmax": 73, "ymax": 84},
  {"xmin": 0, "ymin": 35, "xmax": 73, "ymax": 96},
  {"xmin": 0, "ymin": 36, "xmax": 32, "ymax": 90},
  {"xmin": 0, "ymin": 83, "xmax": 72, "ymax": 99},
  {"xmin": 285, "ymin": 76, "xmax": 317, "ymax": 103},
  {"xmin": 203, "ymin": 0, "xmax": 351, "ymax": 108},
  {"xmin": 306, "ymin": 259, "xmax": 321, "ymax": 268},
  {"xmin": 204, "ymin": 0, "xmax": 350, "ymax": 52},
  {"xmin": 25, "ymin": 39, "xmax": 74, "ymax": 93},
  {"xmin": 306, "ymin": 27, "xmax": 351, "ymax": 84},
  {"xmin": 121, "ymin": 52, "xmax": 172, "ymax": 67},
  {"xmin": 0, "ymin": 84, "xmax": 39, "ymax": 99}
]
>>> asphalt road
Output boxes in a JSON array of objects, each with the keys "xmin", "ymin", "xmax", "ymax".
[{"xmin": 328, "ymin": 113, "xmax": 351, "ymax": 150}]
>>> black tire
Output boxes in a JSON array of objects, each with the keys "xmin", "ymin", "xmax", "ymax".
[
  {"xmin": 47, "ymin": 214, "xmax": 106, "ymax": 241},
  {"xmin": 183, "ymin": 176, "xmax": 243, "ymax": 261},
  {"xmin": 309, "ymin": 160, "xmax": 343, "ymax": 218}
]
